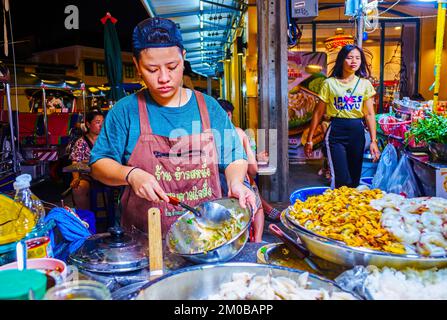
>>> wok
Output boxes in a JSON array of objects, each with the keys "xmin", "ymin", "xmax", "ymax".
[{"xmin": 166, "ymin": 198, "xmax": 252, "ymax": 264}]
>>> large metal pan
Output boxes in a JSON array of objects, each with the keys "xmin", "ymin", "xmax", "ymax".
[
  {"xmin": 135, "ymin": 263, "xmax": 360, "ymax": 300},
  {"xmin": 282, "ymin": 208, "xmax": 447, "ymax": 270},
  {"xmin": 166, "ymin": 198, "xmax": 252, "ymax": 264}
]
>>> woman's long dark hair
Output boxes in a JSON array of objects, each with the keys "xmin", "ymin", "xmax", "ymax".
[
  {"xmin": 329, "ymin": 44, "xmax": 371, "ymax": 79},
  {"xmin": 85, "ymin": 110, "xmax": 104, "ymax": 133},
  {"xmin": 86, "ymin": 110, "xmax": 103, "ymax": 124}
]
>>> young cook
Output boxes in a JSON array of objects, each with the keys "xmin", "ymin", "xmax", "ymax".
[{"xmin": 90, "ymin": 17, "xmax": 255, "ymax": 236}]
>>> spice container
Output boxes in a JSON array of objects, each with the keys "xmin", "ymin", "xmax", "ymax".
[{"xmin": 44, "ymin": 280, "xmax": 111, "ymax": 300}]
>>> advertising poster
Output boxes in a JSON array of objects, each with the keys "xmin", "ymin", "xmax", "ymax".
[
  {"xmin": 288, "ymin": 51, "xmax": 327, "ymax": 130},
  {"xmin": 288, "ymin": 52, "xmax": 327, "ymax": 163}
]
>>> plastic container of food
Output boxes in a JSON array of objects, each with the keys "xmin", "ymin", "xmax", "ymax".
[{"xmin": 44, "ymin": 280, "xmax": 112, "ymax": 300}]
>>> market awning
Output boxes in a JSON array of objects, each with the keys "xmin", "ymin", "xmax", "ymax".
[
  {"xmin": 11, "ymin": 73, "xmax": 83, "ymax": 90},
  {"xmin": 72, "ymin": 82, "xmax": 143, "ymax": 98},
  {"xmin": 140, "ymin": 0, "xmax": 246, "ymax": 77}
]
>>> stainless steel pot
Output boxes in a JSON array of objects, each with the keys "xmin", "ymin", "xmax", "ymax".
[
  {"xmin": 282, "ymin": 208, "xmax": 447, "ymax": 269},
  {"xmin": 166, "ymin": 198, "xmax": 252, "ymax": 264},
  {"xmin": 136, "ymin": 263, "xmax": 360, "ymax": 300}
]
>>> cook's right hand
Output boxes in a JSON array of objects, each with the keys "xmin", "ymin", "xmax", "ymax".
[
  {"xmin": 304, "ymin": 142, "xmax": 313, "ymax": 158},
  {"xmin": 127, "ymin": 168, "xmax": 169, "ymax": 203}
]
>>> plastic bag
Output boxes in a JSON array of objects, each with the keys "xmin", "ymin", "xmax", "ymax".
[
  {"xmin": 387, "ymin": 154, "xmax": 421, "ymax": 198},
  {"xmin": 335, "ymin": 266, "xmax": 370, "ymax": 299},
  {"xmin": 372, "ymin": 143, "xmax": 398, "ymax": 191}
]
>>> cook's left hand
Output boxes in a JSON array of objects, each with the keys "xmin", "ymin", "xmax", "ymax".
[
  {"xmin": 228, "ymin": 181, "xmax": 256, "ymax": 212},
  {"xmin": 370, "ymin": 141, "xmax": 381, "ymax": 162}
]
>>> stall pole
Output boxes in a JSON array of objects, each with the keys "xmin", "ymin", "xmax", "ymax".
[
  {"xmin": 379, "ymin": 21, "xmax": 385, "ymax": 114},
  {"xmin": 257, "ymin": 0, "xmax": 289, "ymax": 202},
  {"xmin": 41, "ymin": 84, "xmax": 49, "ymax": 147},
  {"xmin": 433, "ymin": 0, "xmax": 447, "ymax": 112},
  {"xmin": 81, "ymin": 83, "xmax": 86, "ymax": 122},
  {"xmin": 5, "ymin": 83, "xmax": 17, "ymax": 173},
  {"xmin": 207, "ymin": 76, "xmax": 212, "ymax": 96},
  {"xmin": 356, "ymin": 9, "xmax": 364, "ymax": 48}
]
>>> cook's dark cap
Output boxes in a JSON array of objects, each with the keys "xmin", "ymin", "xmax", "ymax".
[{"xmin": 132, "ymin": 17, "xmax": 184, "ymax": 57}]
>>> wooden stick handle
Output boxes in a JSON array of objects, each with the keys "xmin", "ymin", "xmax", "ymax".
[{"xmin": 148, "ymin": 208, "xmax": 163, "ymax": 280}]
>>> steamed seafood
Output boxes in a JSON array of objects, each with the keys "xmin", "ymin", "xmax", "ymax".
[
  {"xmin": 208, "ymin": 272, "xmax": 356, "ymax": 300},
  {"xmin": 365, "ymin": 266, "xmax": 447, "ymax": 300}
]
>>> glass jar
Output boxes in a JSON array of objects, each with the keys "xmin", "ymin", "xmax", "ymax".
[{"xmin": 44, "ymin": 280, "xmax": 111, "ymax": 300}]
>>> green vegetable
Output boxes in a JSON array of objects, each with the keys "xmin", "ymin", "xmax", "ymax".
[
  {"xmin": 186, "ymin": 219, "xmax": 194, "ymax": 225},
  {"xmin": 406, "ymin": 112, "xmax": 447, "ymax": 144},
  {"xmin": 260, "ymin": 247, "xmax": 267, "ymax": 254},
  {"xmin": 299, "ymin": 73, "xmax": 327, "ymax": 94}
]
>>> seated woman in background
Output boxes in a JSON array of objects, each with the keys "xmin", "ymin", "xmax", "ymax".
[
  {"xmin": 217, "ymin": 99, "xmax": 266, "ymax": 242},
  {"xmin": 69, "ymin": 110, "xmax": 104, "ymax": 210},
  {"xmin": 217, "ymin": 99, "xmax": 283, "ymax": 223}
]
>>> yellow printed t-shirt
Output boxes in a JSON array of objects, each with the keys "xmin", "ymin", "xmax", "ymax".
[{"xmin": 318, "ymin": 76, "xmax": 376, "ymax": 119}]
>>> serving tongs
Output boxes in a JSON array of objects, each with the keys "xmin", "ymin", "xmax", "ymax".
[
  {"xmin": 268, "ymin": 224, "xmax": 327, "ymax": 275},
  {"xmin": 167, "ymin": 196, "xmax": 232, "ymax": 229}
]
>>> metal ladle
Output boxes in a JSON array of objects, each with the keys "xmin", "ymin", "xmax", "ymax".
[
  {"xmin": 167, "ymin": 196, "xmax": 232, "ymax": 229},
  {"xmin": 268, "ymin": 224, "xmax": 327, "ymax": 275}
]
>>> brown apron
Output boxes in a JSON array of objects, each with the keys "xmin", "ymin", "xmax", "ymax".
[{"xmin": 120, "ymin": 90, "xmax": 222, "ymax": 237}]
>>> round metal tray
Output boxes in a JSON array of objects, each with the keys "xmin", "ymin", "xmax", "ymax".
[
  {"xmin": 136, "ymin": 263, "xmax": 360, "ymax": 300},
  {"xmin": 257, "ymin": 243, "xmax": 347, "ymax": 280},
  {"xmin": 282, "ymin": 208, "xmax": 447, "ymax": 270}
]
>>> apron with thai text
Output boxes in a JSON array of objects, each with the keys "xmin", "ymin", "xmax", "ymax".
[{"xmin": 120, "ymin": 90, "xmax": 222, "ymax": 237}]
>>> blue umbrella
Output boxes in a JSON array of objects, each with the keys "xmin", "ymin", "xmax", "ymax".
[{"xmin": 101, "ymin": 12, "xmax": 125, "ymax": 102}]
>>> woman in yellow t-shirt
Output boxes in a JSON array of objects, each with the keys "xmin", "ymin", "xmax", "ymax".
[{"xmin": 304, "ymin": 44, "xmax": 380, "ymax": 188}]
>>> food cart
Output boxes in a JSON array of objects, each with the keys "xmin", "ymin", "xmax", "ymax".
[{"xmin": 8, "ymin": 74, "xmax": 87, "ymax": 181}]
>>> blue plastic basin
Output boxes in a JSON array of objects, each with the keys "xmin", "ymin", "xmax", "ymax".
[
  {"xmin": 360, "ymin": 177, "xmax": 373, "ymax": 188},
  {"xmin": 289, "ymin": 186, "xmax": 330, "ymax": 204}
]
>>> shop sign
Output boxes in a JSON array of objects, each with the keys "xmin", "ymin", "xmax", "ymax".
[
  {"xmin": 288, "ymin": 51, "xmax": 327, "ymax": 130},
  {"xmin": 324, "ymin": 35, "xmax": 355, "ymax": 52}
]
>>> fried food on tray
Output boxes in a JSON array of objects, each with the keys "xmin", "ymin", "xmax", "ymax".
[{"xmin": 288, "ymin": 187, "xmax": 406, "ymax": 254}]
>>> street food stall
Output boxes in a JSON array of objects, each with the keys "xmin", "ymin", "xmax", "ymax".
[
  {"xmin": 7, "ymin": 74, "xmax": 86, "ymax": 181},
  {"xmin": 2, "ymin": 0, "xmax": 447, "ymax": 304}
]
